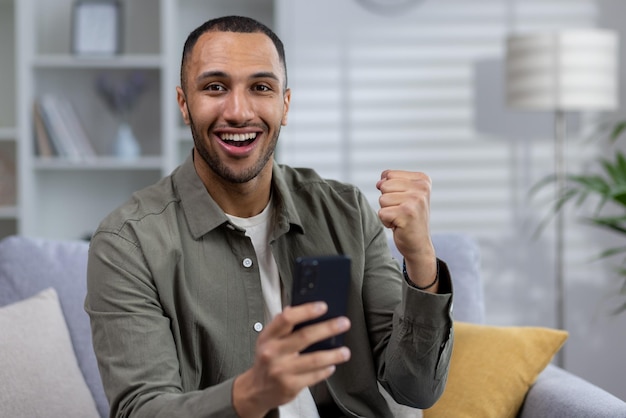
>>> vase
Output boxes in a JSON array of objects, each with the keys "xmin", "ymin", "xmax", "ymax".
[{"xmin": 114, "ymin": 122, "xmax": 141, "ymax": 159}]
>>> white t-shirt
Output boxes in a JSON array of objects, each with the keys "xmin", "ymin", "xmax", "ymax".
[{"xmin": 226, "ymin": 202, "xmax": 320, "ymax": 418}]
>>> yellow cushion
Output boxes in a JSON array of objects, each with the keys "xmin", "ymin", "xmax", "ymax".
[{"xmin": 423, "ymin": 321, "xmax": 568, "ymax": 418}]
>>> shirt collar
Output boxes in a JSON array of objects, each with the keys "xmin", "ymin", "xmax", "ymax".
[
  {"xmin": 174, "ymin": 153, "xmax": 304, "ymax": 240},
  {"xmin": 271, "ymin": 162, "xmax": 305, "ymax": 237}
]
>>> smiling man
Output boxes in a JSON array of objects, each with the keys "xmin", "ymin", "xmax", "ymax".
[
  {"xmin": 177, "ymin": 25, "xmax": 289, "ymax": 216},
  {"xmin": 85, "ymin": 16, "xmax": 453, "ymax": 418}
]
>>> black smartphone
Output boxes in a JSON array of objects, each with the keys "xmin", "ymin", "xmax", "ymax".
[{"xmin": 291, "ymin": 255, "xmax": 351, "ymax": 353}]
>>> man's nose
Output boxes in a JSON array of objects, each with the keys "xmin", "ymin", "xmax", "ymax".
[{"xmin": 223, "ymin": 88, "xmax": 254, "ymax": 124}]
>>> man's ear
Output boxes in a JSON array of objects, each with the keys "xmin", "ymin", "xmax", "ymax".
[
  {"xmin": 176, "ymin": 86, "xmax": 190, "ymax": 125},
  {"xmin": 281, "ymin": 88, "xmax": 291, "ymax": 126}
]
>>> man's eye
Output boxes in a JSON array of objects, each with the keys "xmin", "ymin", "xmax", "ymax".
[
  {"xmin": 253, "ymin": 84, "xmax": 271, "ymax": 92},
  {"xmin": 204, "ymin": 84, "xmax": 226, "ymax": 92}
]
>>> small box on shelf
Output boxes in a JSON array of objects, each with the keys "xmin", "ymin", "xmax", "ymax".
[{"xmin": 71, "ymin": 0, "xmax": 122, "ymax": 56}]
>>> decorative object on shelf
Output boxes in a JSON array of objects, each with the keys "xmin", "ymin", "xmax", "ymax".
[
  {"xmin": 113, "ymin": 122, "xmax": 141, "ymax": 160},
  {"xmin": 72, "ymin": 0, "xmax": 121, "ymax": 56},
  {"xmin": 505, "ymin": 29, "xmax": 619, "ymax": 368},
  {"xmin": 95, "ymin": 71, "xmax": 147, "ymax": 159}
]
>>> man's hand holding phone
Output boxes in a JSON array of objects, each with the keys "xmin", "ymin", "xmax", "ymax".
[
  {"xmin": 232, "ymin": 302, "xmax": 351, "ymax": 418},
  {"xmin": 233, "ymin": 255, "xmax": 351, "ymax": 417}
]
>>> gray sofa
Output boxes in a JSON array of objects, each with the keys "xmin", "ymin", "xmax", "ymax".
[{"xmin": 0, "ymin": 233, "xmax": 624, "ymax": 417}]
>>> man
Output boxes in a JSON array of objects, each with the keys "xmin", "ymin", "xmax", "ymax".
[{"xmin": 86, "ymin": 15, "xmax": 453, "ymax": 418}]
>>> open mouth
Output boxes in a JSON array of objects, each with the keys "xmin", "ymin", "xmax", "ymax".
[{"xmin": 219, "ymin": 132, "xmax": 258, "ymax": 147}]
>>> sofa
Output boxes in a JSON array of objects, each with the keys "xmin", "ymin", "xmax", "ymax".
[{"xmin": 0, "ymin": 233, "xmax": 624, "ymax": 418}]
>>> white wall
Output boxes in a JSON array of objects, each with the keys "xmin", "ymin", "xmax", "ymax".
[{"xmin": 276, "ymin": 0, "xmax": 626, "ymax": 400}]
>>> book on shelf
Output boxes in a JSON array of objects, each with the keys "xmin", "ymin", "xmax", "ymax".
[
  {"xmin": 34, "ymin": 94, "xmax": 97, "ymax": 161},
  {"xmin": 33, "ymin": 102, "xmax": 55, "ymax": 157}
]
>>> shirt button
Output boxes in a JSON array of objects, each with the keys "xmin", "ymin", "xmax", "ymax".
[
  {"xmin": 253, "ymin": 322, "xmax": 263, "ymax": 332},
  {"xmin": 242, "ymin": 257, "xmax": 253, "ymax": 268}
]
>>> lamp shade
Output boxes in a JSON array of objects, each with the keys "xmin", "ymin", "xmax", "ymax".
[{"xmin": 506, "ymin": 29, "xmax": 619, "ymax": 111}]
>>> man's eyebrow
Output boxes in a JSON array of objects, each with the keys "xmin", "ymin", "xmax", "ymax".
[
  {"xmin": 195, "ymin": 70, "xmax": 280, "ymax": 84},
  {"xmin": 195, "ymin": 70, "xmax": 228, "ymax": 84},
  {"xmin": 251, "ymin": 71, "xmax": 280, "ymax": 82}
]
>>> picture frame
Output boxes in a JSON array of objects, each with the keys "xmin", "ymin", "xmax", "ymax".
[{"xmin": 72, "ymin": 0, "xmax": 121, "ymax": 56}]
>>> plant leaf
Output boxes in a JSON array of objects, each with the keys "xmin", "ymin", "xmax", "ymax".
[
  {"xmin": 586, "ymin": 217, "xmax": 626, "ymax": 235},
  {"xmin": 528, "ymin": 173, "xmax": 557, "ymax": 196},
  {"xmin": 594, "ymin": 246, "xmax": 626, "ymax": 260},
  {"xmin": 612, "ymin": 189, "xmax": 626, "ymax": 206},
  {"xmin": 609, "ymin": 120, "xmax": 626, "ymax": 142}
]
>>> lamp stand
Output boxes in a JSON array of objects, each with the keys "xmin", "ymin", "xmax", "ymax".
[
  {"xmin": 554, "ymin": 109, "xmax": 566, "ymax": 368},
  {"xmin": 506, "ymin": 29, "xmax": 618, "ymax": 370}
]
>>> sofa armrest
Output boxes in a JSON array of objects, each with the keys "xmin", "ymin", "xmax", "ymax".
[{"xmin": 519, "ymin": 364, "xmax": 626, "ymax": 418}]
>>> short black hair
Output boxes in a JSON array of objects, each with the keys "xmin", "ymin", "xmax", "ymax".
[{"xmin": 180, "ymin": 15, "xmax": 287, "ymax": 90}]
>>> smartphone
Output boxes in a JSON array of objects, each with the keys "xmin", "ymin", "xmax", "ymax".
[{"xmin": 291, "ymin": 255, "xmax": 351, "ymax": 353}]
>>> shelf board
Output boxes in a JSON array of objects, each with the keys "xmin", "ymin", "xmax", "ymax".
[
  {"xmin": 33, "ymin": 54, "xmax": 163, "ymax": 69},
  {"xmin": 0, "ymin": 205, "xmax": 18, "ymax": 220},
  {"xmin": 0, "ymin": 127, "xmax": 16, "ymax": 141},
  {"xmin": 33, "ymin": 156, "xmax": 163, "ymax": 170}
]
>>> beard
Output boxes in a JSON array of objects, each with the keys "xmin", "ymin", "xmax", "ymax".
[{"xmin": 188, "ymin": 110, "xmax": 280, "ymax": 184}]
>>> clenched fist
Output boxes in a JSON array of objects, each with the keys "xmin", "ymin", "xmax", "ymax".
[{"xmin": 376, "ymin": 170, "xmax": 438, "ymax": 291}]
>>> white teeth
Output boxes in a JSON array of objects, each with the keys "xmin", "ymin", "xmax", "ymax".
[{"xmin": 221, "ymin": 133, "xmax": 257, "ymax": 142}]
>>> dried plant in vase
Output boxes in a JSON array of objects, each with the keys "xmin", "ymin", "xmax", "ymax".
[{"xmin": 95, "ymin": 71, "xmax": 147, "ymax": 159}]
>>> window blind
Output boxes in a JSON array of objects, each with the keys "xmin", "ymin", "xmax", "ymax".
[{"xmin": 277, "ymin": 0, "xmax": 603, "ymax": 328}]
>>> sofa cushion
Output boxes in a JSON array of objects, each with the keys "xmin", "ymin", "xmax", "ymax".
[
  {"xmin": 423, "ymin": 321, "xmax": 568, "ymax": 418},
  {"xmin": 519, "ymin": 364, "xmax": 626, "ymax": 417},
  {"xmin": 0, "ymin": 288, "xmax": 100, "ymax": 418},
  {"xmin": 0, "ymin": 236, "xmax": 107, "ymax": 417},
  {"xmin": 431, "ymin": 233, "xmax": 485, "ymax": 323},
  {"xmin": 388, "ymin": 233, "xmax": 485, "ymax": 323}
]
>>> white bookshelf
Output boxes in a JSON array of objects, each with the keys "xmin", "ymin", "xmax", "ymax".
[
  {"xmin": 33, "ymin": 156, "xmax": 164, "ymax": 171},
  {"xmin": 5, "ymin": 0, "xmax": 275, "ymax": 240},
  {"xmin": 0, "ymin": 206, "xmax": 18, "ymax": 219},
  {"xmin": 0, "ymin": 128, "xmax": 17, "ymax": 141},
  {"xmin": 0, "ymin": 0, "xmax": 17, "ymax": 238},
  {"xmin": 32, "ymin": 54, "xmax": 163, "ymax": 69}
]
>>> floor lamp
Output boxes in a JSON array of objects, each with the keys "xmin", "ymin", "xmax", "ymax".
[{"xmin": 505, "ymin": 29, "xmax": 618, "ymax": 368}]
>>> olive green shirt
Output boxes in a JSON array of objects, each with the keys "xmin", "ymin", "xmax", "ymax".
[{"xmin": 85, "ymin": 156, "xmax": 453, "ymax": 418}]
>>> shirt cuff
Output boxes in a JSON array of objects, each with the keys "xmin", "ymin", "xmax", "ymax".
[{"xmin": 403, "ymin": 258, "xmax": 452, "ymax": 295}]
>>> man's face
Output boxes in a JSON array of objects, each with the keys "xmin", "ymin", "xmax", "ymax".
[{"xmin": 177, "ymin": 31, "xmax": 291, "ymax": 184}]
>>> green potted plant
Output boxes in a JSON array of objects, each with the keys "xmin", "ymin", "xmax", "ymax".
[{"xmin": 534, "ymin": 120, "xmax": 626, "ymax": 314}]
